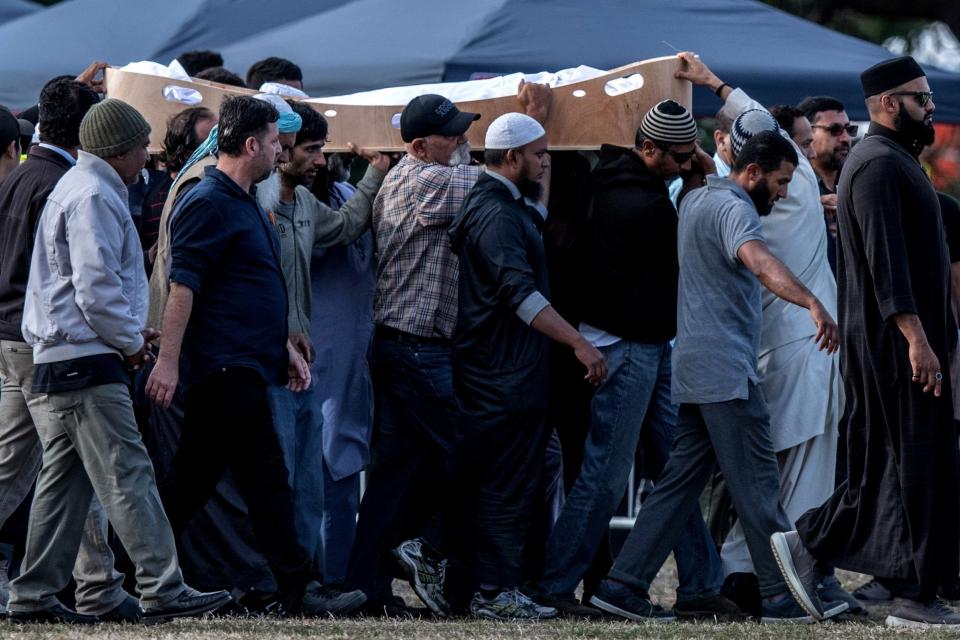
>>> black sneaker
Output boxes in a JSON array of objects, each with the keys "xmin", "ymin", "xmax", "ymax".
[
  {"xmin": 853, "ymin": 578, "xmax": 892, "ymax": 602},
  {"xmin": 721, "ymin": 572, "xmax": 761, "ymax": 619},
  {"xmin": 769, "ymin": 531, "xmax": 825, "ymax": 620},
  {"xmin": 589, "ymin": 579, "xmax": 675, "ymax": 623},
  {"xmin": 817, "ymin": 573, "xmax": 865, "ymax": 615},
  {"xmin": 8, "ymin": 603, "xmax": 99, "ymax": 624},
  {"xmin": 673, "ymin": 594, "xmax": 747, "ymax": 622},
  {"xmin": 300, "ymin": 581, "xmax": 367, "ymax": 617},
  {"xmin": 886, "ymin": 598, "xmax": 960, "ymax": 628},
  {"xmin": 760, "ymin": 591, "xmax": 815, "ymax": 624},
  {"xmin": 99, "ymin": 594, "xmax": 142, "ymax": 623},
  {"xmin": 141, "ymin": 587, "xmax": 232, "ymax": 625}
]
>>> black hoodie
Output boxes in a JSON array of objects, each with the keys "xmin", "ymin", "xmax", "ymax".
[{"xmin": 578, "ymin": 144, "xmax": 679, "ymax": 343}]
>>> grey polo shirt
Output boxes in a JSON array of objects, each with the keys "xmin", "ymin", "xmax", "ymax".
[{"xmin": 672, "ymin": 175, "xmax": 766, "ymax": 405}]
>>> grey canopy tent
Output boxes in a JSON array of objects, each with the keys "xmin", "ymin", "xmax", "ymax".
[
  {"xmin": 0, "ymin": 0, "xmax": 958, "ymax": 121},
  {"xmin": 0, "ymin": 0, "xmax": 37, "ymax": 24},
  {"xmin": 0, "ymin": 0, "xmax": 347, "ymax": 107},
  {"xmin": 220, "ymin": 0, "xmax": 960, "ymax": 122},
  {"xmin": 442, "ymin": 0, "xmax": 960, "ymax": 122}
]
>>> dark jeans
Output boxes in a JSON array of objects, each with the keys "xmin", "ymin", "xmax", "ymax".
[
  {"xmin": 532, "ymin": 340, "xmax": 721, "ymax": 601},
  {"xmin": 345, "ymin": 337, "xmax": 458, "ymax": 602},
  {"xmin": 609, "ymin": 382, "xmax": 792, "ymax": 597},
  {"xmin": 159, "ymin": 367, "xmax": 314, "ymax": 594}
]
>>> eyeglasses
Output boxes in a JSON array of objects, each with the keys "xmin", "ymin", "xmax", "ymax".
[
  {"xmin": 811, "ymin": 123, "xmax": 859, "ymax": 137},
  {"xmin": 886, "ymin": 91, "xmax": 934, "ymax": 107}
]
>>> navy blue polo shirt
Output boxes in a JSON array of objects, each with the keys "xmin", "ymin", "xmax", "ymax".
[{"xmin": 169, "ymin": 167, "xmax": 288, "ymax": 388}]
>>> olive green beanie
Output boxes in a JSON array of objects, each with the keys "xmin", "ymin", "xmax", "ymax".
[{"xmin": 79, "ymin": 98, "xmax": 151, "ymax": 158}]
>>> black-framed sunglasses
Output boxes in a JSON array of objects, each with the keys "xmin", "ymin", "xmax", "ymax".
[
  {"xmin": 886, "ymin": 91, "xmax": 934, "ymax": 107},
  {"xmin": 657, "ymin": 144, "xmax": 695, "ymax": 164},
  {"xmin": 811, "ymin": 123, "xmax": 859, "ymax": 137}
]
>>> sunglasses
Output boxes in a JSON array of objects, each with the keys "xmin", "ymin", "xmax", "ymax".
[
  {"xmin": 811, "ymin": 123, "xmax": 859, "ymax": 137},
  {"xmin": 657, "ymin": 145, "xmax": 695, "ymax": 164},
  {"xmin": 886, "ymin": 91, "xmax": 934, "ymax": 107}
]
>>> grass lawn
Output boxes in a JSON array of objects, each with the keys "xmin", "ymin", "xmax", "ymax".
[
  {"xmin": 1, "ymin": 615, "xmax": 957, "ymax": 640},
  {"xmin": 1, "ymin": 565, "xmax": 951, "ymax": 638}
]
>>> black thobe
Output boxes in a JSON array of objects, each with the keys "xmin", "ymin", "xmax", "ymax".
[
  {"xmin": 445, "ymin": 174, "xmax": 552, "ymax": 587},
  {"xmin": 797, "ymin": 123, "xmax": 959, "ymax": 598}
]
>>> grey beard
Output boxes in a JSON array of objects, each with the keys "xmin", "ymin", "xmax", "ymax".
[{"xmin": 447, "ymin": 143, "xmax": 472, "ymax": 167}]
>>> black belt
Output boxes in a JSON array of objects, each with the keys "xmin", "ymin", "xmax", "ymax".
[{"xmin": 375, "ymin": 325, "xmax": 450, "ymax": 346}]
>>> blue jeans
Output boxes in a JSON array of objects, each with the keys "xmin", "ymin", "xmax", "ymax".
[
  {"xmin": 267, "ymin": 385, "xmax": 325, "ymax": 571},
  {"xmin": 532, "ymin": 340, "xmax": 722, "ymax": 601}
]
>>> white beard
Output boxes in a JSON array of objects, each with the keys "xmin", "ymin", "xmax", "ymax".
[{"xmin": 447, "ymin": 143, "xmax": 472, "ymax": 167}]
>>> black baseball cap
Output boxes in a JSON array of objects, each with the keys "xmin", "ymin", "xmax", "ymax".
[
  {"xmin": 0, "ymin": 107, "xmax": 34, "ymax": 151},
  {"xmin": 400, "ymin": 94, "xmax": 480, "ymax": 143}
]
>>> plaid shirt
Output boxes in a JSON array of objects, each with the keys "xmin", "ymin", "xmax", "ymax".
[{"xmin": 372, "ymin": 155, "xmax": 482, "ymax": 338}]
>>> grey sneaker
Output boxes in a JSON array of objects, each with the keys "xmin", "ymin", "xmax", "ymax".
[
  {"xmin": 853, "ymin": 578, "xmax": 892, "ymax": 602},
  {"xmin": 769, "ymin": 531, "xmax": 825, "ymax": 621},
  {"xmin": 393, "ymin": 538, "xmax": 450, "ymax": 616},
  {"xmin": 886, "ymin": 598, "xmax": 960, "ymax": 628},
  {"xmin": 818, "ymin": 573, "xmax": 865, "ymax": 615},
  {"xmin": 470, "ymin": 589, "xmax": 558, "ymax": 620}
]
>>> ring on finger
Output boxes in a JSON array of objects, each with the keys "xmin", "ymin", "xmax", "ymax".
[{"xmin": 936, "ymin": 372, "xmax": 943, "ymax": 381}]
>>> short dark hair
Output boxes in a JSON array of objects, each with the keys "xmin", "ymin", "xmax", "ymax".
[
  {"xmin": 38, "ymin": 77, "xmax": 100, "ymax": 148},
  {"xmin": 246, "ymin": 57, "xmax": 303, "ymax": 90},
  {"xmin": 484, "ymin": 147, "xmax": 513, "ymax": 167},
  {"xmin": 217, "ymin": 96, "xmax": 279, "ymax": 156},
  {"xmin": 733, "ymin": 130, "xmax": 798, "ymax": 173},
  {"xmin": 194, "ymin": 66, "xmax": 247, "ymax": 88},
  {"xmin": 796, "ymin": 96, "xmax": 845, "ymax": 124},
  {"xmin": 160, "ymin": 107, "xmax": 215, "ymax": 173},
  {"xmin": 177, "ymin": 50, "xmax": 224, "ymax": 76},
  {"xmin": 715, "ymin": 107, "xmax": 734, "ymax": 135},
  {"xmin": 289, "ymin": 102, "xmax": 327, "ymax": 146},
  {"xmin": 769, "ymin": 105, "xmax": 804, "ymax": 137}
]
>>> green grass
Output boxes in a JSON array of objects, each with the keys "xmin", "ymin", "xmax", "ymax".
[
  {"xmin": 1, "ymin": 565, "xmax": 951, "ymax": 638},
  {"xmin": 2, "ymin": 616, "xmax": 959, "ymax": 640}
]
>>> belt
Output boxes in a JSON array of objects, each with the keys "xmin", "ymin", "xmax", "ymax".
[{"xmin": 374, "ymin": 325, "xmax": 450, "ymax": 346}]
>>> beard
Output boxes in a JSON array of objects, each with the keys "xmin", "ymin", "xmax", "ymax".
[
  {"xmin": 253, "ymin": 164, "xmax": 275, "ymax": 186},
  {"xmin": 517, "ymin": 176, "xmax": 543, "ymax": 202},
  {"xmin": 748, "ymin": 180, "xmax": 775, "ymax": 216},
  {"xmin": 825, "ymin": 145, "xmax": 848, "ymax": 171},
  {"xmin": 447, "ymin": 142, "xmax": 472, "ymax": 167},
  {"xmin": 895, "ymin": 101, "xmax": 936, "ymax": 147}
]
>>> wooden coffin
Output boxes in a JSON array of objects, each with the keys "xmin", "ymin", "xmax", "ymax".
[{"xmin": 105, "ymin": 56, "xmax": 691, "ymax": 154}]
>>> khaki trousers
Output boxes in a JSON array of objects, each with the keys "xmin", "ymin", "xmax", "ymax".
[
  {"xmin": 0, "ymin": 341, "xmax": 125, "ymax": 614},
  {"xmin": 6, "ymin": 368, "xmax": 185, "ymax": 611}
]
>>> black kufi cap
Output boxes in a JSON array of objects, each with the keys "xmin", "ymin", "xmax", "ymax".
[{"xmin": 860, "ymin": 56, "xmax": 925, "ymax": 98}]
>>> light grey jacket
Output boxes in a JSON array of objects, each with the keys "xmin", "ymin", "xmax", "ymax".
[
  {"xmin": 22, "ymin": 151, "xmax": 147, "ymax": 363},
  {"xmin": 256, "ymin": 165, "xmax": 385, "ymax": 335}
]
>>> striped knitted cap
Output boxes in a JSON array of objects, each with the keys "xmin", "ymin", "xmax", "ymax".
[
  {"xmin": 730, "ymin": 109, "xmax": 779, "ymax": 157},
  {"xmin": 79, "ymin": 98, "xmax": 151, "ymax": 158},
  {"xmin": 640, "ymin": 100, "xmax": 697, "ymax": 145}
]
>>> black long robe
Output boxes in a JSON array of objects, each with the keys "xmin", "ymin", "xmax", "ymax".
[{"xmin": 797, "ymin": 123, "xmax": 959, "ymax": 596}]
